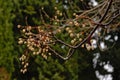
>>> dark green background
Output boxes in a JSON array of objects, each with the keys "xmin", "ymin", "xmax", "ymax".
[{"xmin": 0, "ymin": 0, "xmax": 120, "ymax": 80}]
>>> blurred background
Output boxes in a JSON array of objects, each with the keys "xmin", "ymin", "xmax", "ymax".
[{"xmin": 0, "ymin": 0, "xmax": 120, "ymax": 80}]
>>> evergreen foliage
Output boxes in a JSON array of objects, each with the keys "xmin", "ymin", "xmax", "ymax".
[
  {"xmin": 0, "ymin": 0, "xmax": 120, "ymax": 80},
  {"xmin": 0, "ymin": 0, "xmax": 15, "ymax": 75}
]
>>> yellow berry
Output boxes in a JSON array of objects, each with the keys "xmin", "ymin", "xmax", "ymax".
[
  {"xmin": 66, "ymin": 27, "xmax": 70, "ymax": 31},
  {"xmin": 70, "ymin": 33, "xmax": 74, "ymax": 38},
  {"xmin": 48, "ymin": 53, "xmax": 51, "ymax": 55},
  {"xmin": 22, "ymin": 29, "xmax": 26, "ymax": 33},
  {"xmin": 17, "ymin": 25, "xmax": 21, "ymax": 28},
  {"xmin": 69, "ymin": 21, "xmax": 73, "ymax": 25},
  {"xmin": 18, "ymin": 40, "xmax": 23, "ymax": 44},
  {"xmin": 75, "ymin": 15, "xmax": 79, "ymax": 18},
  {"xmin": 81, "ymin": 44, "xmax": 84, "ymax": 48},
  {"xmin": 57, "ymin": 29, "xmax": 61, "ymax": 33},
  {"xmin": 54, "ymin": 7, "xmax": 57, "ymax": 10},
  {"xmin": 73, "ymin": 13, "xmax": 76, "ymax": 16},
  {"xmin": 68, "ymin": 30, "xmax": 72, "ymax": 33},
  {"xmin": 71, "ymin": 40, "xmax": 75, "ymax": 44},
  {"xmin": 79, "ymin": 38, "xmax": 82, "ymax": 42},
  {"xmin": 59, "ymin": 13, "xmax": 62, "ymax": 16}
]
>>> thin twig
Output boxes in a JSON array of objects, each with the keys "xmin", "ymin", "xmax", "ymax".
[
  {"xmin": 48, "ymin": 47, "xmax": 70, "ymax": 60},
  {"xmin": 104, "ymin": 10, "xmax": 120, "ymax": 26},
  {"xmin": 75, "ymin": 0, "xmax": 113, "ymax": 48}
]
